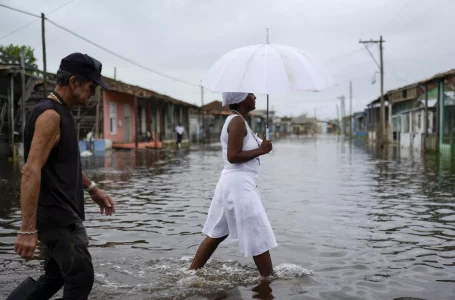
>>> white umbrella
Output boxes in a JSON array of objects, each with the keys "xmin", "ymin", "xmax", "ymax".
[{"xmin": 202, "ymin": 30, "xmax": 334, "ymax": 139}]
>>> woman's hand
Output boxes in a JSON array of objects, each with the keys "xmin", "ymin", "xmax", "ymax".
[{"xmin": 260, "ymin": 140, "xmax": 273, "ymax": 155}]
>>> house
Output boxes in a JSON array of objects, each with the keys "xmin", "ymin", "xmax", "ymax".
[
  {"xmin": 353, "ymin": 112, "xmax": 367, "ymax": 138},
  {"xmin": 397, "ymin": 101, "xmax": 436, "ymax": 152},
  {"xmin": 0, "ymin": 64, "xmax": 39, "ymax": 158},
  {"xmin": 292, "ymin": 115, "xmax": 320, "ymax": 135},
  {"xmin": 342, "ymin": 115, "xmax": 352, "ymax": 137},
  {"xmin": 365, "ymin": 96, "xmax": 391, "ymax": 143},
  {"xmin": 363, "ymin": 69, "xmax": 455, "ymax": 155},
  {"xmin": 386, "ymin": 69, "xmax": 455, "ymax": 154},
  {"xmin": 326, "ymin": 120, "xmax": 339, "ymax": 134},
  {"xmin": 201, "ymin": 100, "xmax": 231, "ymax": 143},
  {"xmin": 248, "ymin": 109, "xmax": 275, "ymax": 139},
  {"xmin": 388, "ymin": 83, "xmax": 422, "ymax": 144},
  {"xmin": 101, "ymin": 77, "xmax": 199, "ymax": 149},
  {"xmin": 274, "ymin": 116, "xmax": 293, "ymax": 137},
  {"xmin": 430, "ymin": 70, "xmax": 455, "ymax": 155}
]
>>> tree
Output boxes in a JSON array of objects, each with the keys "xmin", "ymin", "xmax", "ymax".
[{"xmin": 0, "ymin": 44, "xmax": 38, "ymax": 70}]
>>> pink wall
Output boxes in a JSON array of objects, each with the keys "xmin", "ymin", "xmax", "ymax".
[{"xmin": 103, "ymin": 90, "xmax": 136, "ymax": 144}]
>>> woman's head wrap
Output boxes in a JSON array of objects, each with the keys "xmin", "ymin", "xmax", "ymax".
[{"xmin": 222, "ymin": 92, "xmax": 249, "ymax": 106}]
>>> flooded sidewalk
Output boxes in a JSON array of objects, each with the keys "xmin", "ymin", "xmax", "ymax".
[{"xmin": 1, "ymin": 137, "xmax": 454, "ymax": 299}]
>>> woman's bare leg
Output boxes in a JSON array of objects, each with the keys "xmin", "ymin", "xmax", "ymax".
[
  {"xmin": 253, "ymin": 250, "xmax": 273, "ymax": 277},
  {"xmin": 190, "ymin": 235, "xmax": 228, "ymax": 270}
]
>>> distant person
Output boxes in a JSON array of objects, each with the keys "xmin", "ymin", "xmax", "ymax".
[
  {"xmin": 176, "ymin": 123, "xmax": 184, "ymax": 149},
  {"xmin": 11, "ymin": 53, "xmax": 115, "ymax": 300},
  {"xmin": 189, "ymin": 92, "xmax": 276, "ymax": 278}
]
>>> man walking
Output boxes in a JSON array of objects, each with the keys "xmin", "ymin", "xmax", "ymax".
[
  {"xmin": 175, "ymin": 123, "xmax": 184, "ymax": 149},
  {"xmin": 14, "ymin": 53, "xmax": 115, "ymax": 300}
]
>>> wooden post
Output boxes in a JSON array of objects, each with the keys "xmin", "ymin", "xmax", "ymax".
[
  {"xmin": 20, "ymin": 49, "xmax": 26, "ymax": 145},
  {"xmin": 379, "ymin": 35, "xmax": 385, "ymax": 147},
  {"xmin": 424, "ymin": 85, "xmax": 428, "ymax": 151},
  {"xmin": 9, "ymin": 74, "xmax": 14, "ymax": 153},
  {"xmin": 147, "ymin": 100, "xmax": 151, "ymax": 141},
  {"xmin": 160, "ymin": 102, "xmax": 164, "ymax": 141},
  {"xmin": 134, "ymin": 96, "xmax": 139, "ymax": 149},
  {"xmin": 95, "ymin": 87, "xmax": 101, "ymax": 139},
  {"xmin": 154, "ymin": 99, "xmax": 158, "ymax": 148},
  {"xmin": 349, "ymin": 81, "xmax": 352, "ymax": 139},
  {"xmin": 436, "ymin": 81, "xmax": 441, "ymax": 148},
  {"xmin": 41, "ymin": 13, "xmax": 47, "ymax": 98},
  {"xmin": 201, "ymin": 86, "xmax": 205, "ymax": 144}
]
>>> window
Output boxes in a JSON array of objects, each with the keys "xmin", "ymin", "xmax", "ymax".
[
  {"xmin": 417, "ymin": 113, "xmax": 422, "ymax": 131},
  {"xmin": 403, "ymin": 113, "xmax": 409, "ymax": 133},
  {"xmin": 411, "ymin": 113, "xmax": 417, "ymax": 133},
  {"xmin": 141, "ymin": 108, "xmax": 146, "ymax": 135},
  {"xmin": 402, "ymin": 90, "xmax": 407, "ymax": 99},
  {"xmin": 109, "ymin": 103, "xmax": 117, "ymax": 135},
  {"xmin": 392, "ymin": 116, "xmax": 399, "ymax": 132}
]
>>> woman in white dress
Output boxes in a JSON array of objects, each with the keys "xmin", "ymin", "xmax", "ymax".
[{"xmin": 190, "ymin": 92, "xmax": 277, "ymax": 277}]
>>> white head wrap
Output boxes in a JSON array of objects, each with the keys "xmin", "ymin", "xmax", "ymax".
[{"xmin": 222, "ymin": 92, "xmax": 249, "ymax": 106}]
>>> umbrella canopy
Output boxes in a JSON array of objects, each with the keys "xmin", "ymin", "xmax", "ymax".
[{"xmin": 202, "ymin": 43, "xmax": 334, "ymax": 94}]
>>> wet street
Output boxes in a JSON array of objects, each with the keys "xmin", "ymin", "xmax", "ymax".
[{"xmin": 1, "ymin": 136, "xmax": 455, "ymax": 299}]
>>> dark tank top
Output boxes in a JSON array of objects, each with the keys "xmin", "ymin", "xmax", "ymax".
[{"xmin": 24, "ymin": 92, "xmax": 84, "ymax": 231}]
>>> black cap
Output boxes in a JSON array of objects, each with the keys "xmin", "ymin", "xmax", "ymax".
[{"xmin": 59, "ymin": 53, "xmax": 109, "ymax": 90}]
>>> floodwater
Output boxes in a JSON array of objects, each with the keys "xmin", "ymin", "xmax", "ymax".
[{"xmin": 1, "ymin": 136, "xmax": 455, "ymax": 300}]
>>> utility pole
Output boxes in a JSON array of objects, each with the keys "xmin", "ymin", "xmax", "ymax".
[
  {"xmin": 337, "ymin": 95, "xmax": 346, "ymax": 136},
  {"xmin": 336, "ymin": 104, "xmax": 340, "ymax": 134},
  {"xmin": 349, "ymin": 80, "xmax": 353, "ymax": 139},
  {"xmin": 114, "ymin": 67, "xmax": 117, "ymax": 80},
  {"xmin": 95, "ymin": 86, "xmax": 101, "ymax": 139},
  {"xmin": 360, "ymin": 36, "xmax": 385, "ymax": 147},
  {"xmin": 20, "ymin": 49, "xmax": 26, "ymax": 145},
  {"xmin": 200, "ymin": 85, "xmax": 205, "ymax": 144},
  {"xmin": 41, "ymin": 13, "xmax": 47, "ymax": 98},
  {"xmin": 9, "ymin": 75, "xmax": 14, "ymax": 154}
]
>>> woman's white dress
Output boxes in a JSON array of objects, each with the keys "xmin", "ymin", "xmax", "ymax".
[{"xmin": 202, "ymin": 115, "xmax": 277, "ymax": 257}]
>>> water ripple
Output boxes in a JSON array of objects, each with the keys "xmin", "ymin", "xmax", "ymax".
[{"xmin": 0, "ymin": 138, "xmax": 455, "ymax": 299}]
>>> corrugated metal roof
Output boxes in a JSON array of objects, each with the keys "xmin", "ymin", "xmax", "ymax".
[
  {"xmin": 419, "ymin": 69, "xmax": 455, "ymax": 84},
  {"xmin": 366, "ymin": 69, "xmax": 455, "ymax": 107},
  {"xmin": 101, "ymin": 77, "xmax": 199, "ymax": 108},
  {"xmin": 201, "ymin": 100, "xmax": 231, "ymax": 115},
  {"xmin": 0, "ymin": 64, "xmax": 21, "ymax": 72}
]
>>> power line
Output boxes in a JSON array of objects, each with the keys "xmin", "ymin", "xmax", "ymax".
[
  {"xmin": 324, "ymin": 47, "xmax": 364, "ymax": 63},
  {"xmin": 362, "ymin": 44, "xmax": 380, "ymax": 70},
  {"xmin": 48, "ymin": 0, "xmax": 77, "ymax": 14},
  {"xmin": 389, "ymin": 66, "xmax": 408, "ymax": 85},
  {"xmin": 46, "ymin": 17, "xmax": 199, "ymax": 87},
  {"xmin": 386, "ymin": 0, "xmax": 413, "ymax": 25},
  {"xmin": 385, "ymin": 56, "xmax": 409, "ymax": 85},
  {"xmin": 0, "ymin": 0, "xmax": 77, "ymax": 41},
  {"xmin": 0, "ymin": 20, "xmax": 37, "ymax": 41},
  {"xmin": 0, "ymin": 3, "xmax": 40, "ymax": 18},
  {"xmin": 0, "ymin": 2, "xmax": 199, "ymax": 87}
]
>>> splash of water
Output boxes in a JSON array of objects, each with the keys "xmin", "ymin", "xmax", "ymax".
[{"xmin": 93, "ymin": 256, "xmax": 312, "ymax": 299}]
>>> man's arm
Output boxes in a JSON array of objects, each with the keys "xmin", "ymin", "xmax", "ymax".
[
  {"xmin": 15, "ymin": 110, "xmax": 60, "ymax": 259},
  {"xmin": 82, "ymin": 172, "xmax": 115, "ymax": 215},
  {"xmin": 19, "ymin": 110, "xmax": 60, "ymax": 231},
  {"xmin": 82, "ymin": 172, "xmax": 93, "ymax": 190}
]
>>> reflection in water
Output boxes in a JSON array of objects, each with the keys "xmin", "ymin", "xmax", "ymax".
[{"xmin": 1, "ymin": 138, "xmax": 455, "ymax": 299}]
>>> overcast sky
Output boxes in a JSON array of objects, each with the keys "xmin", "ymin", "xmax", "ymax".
[{"xmin": 1, "ymin": 0, "xmax": 454, "ymax": 120}]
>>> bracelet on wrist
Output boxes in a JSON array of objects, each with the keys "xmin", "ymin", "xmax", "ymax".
[
  {"xmin": 18, "ymin": 230, "xmax": 37, "ymax": 235},
  {"xmin": 86, "ymin": 181, "xmax": 96, "ymax": 193}
]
